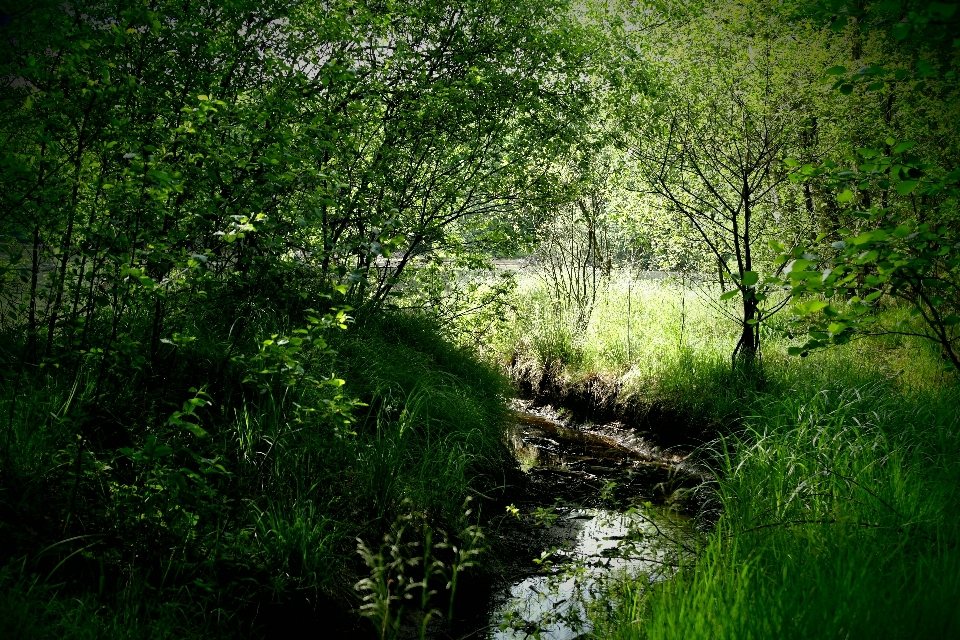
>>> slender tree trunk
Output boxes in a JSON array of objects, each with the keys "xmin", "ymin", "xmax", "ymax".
[
  {"xmin": 46, "ymin": 98, "xmax": 95, "ymax": 357},
  {"xmin": 740, "ymin": 296, "xmax": 758, "ymax": 360},
  {"xmin": 27, "ymin": 223, "xmax": 42, "ymax": 363}
]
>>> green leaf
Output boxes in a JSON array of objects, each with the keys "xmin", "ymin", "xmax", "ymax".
[
  {"xmin": 874, "ymin": 0, "xmax": 902, "ymax": 12},
  {"xmin": 826, "ymin": 65, "xmax": 848, "ymax": 75},
  {"xmin": 147, "ymin": 170, "xmax": 172, "ymax": 185},
  {"xmin": 741, "ymin": 270, "xmax": 759, "ymax": 287},
  {"xmin": 892, "ymin": 22, "xmax": 911, "ymax": 41},
  {"xmin": 182, "ymin": 423, "xmax": 209, "ymax": 438},
  {"xmin": 893, "ymin": 141, "xmax": 916, "ymax": 154},
  {"xmin": 896, "ymin": 180, "xmax": 919, "ymax": 195},
  {"xmin": 794, "ymin": 300, "xmax": 829, "ymax": 315},
  {"xmin": 929, "ymin": 3, "xmax": 957, "ymax": 18},
  {"xmin": 786, "ymin": 259, "xmax": 812, "ymax": 276},
  {"xmin": 830, "ymin": 16, "xmax": 849, "ymax": 31},
  {"xmin": 719, "ymin": 290, "xmax": 739, "ymax": 301},
  {"xmin": 837, "ymin": 189, "xmax": 855, "ymax": 203},
  {"xmin": 839, "ymin": 83, "xmax": 854, "ymax": 95},
  {"xmin": 827, "ymin": 322, "xmax": 847, "ymax": 334}
]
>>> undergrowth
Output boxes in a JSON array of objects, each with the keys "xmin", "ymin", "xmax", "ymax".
[
  {"xmin": 0, "ymin": 310, "xmax": 509, "ymax": 638},
  {"xmin": 596, "ymin": 381, "xmax": 960, "ymax": 639},
  {"xmin": 493, "ymin": 272, "xmax": 948, "ymax": 422}
]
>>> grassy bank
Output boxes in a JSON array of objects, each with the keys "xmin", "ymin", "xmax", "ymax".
[
  {"xmin": 491, "ymin": 272, "xmax": 960, "ymax": 638},
  {"xmin": 0, "ymin": 311, "xmax": 510, "ymax": 638},
  {"xmin": 599, "ymin": 381, "xmax": 960, "ymax": 639}
]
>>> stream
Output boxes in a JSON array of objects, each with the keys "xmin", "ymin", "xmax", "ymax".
[{"xmin": 476, "ymin": 402, "xmax": 707, "ymax": 639}]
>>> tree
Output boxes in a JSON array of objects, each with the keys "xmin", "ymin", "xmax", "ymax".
[
  {"xmin": 300, "ymin": 0, "xmax": 605, "ymax": 311},
  {"xmin": 625, "ymin": 3, "xmax": 818, "ymax": 364},
  {"xmin": 777, "ymin": 0, "xmax": 960, "ymax": 369},
  {"xmin": 0, "ymin": 0, "xmax": 599, "ymax": 373},
  {"xmin": 782, "ymin": 143, "xmax": 960, "ymax": 369}
]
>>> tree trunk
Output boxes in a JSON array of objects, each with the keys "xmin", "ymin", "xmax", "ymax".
[{"xmin": 737, "ymin": 296, "xmax": 759, "ymax": 365}]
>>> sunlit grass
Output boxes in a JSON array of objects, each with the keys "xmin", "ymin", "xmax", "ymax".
[
  {"xmin": 492, "ymin": 271, "xmax": 950, "ymax": 418},
  {"xmin": 596, "ymin": 381, "xmax": 960, "ymax": 639},
  {"xmin": 494, "ymin": 271, "xmax": 960, "ymax": 638}
]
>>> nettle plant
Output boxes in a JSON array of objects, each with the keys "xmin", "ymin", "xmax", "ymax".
[{"xmin": 780, "ymin": 141, "xmax": 960, "ymax": 369}]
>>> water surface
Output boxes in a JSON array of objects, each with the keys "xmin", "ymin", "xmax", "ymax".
[{"xmin": 483, "ymin": 406, "xmax": 700, "ymax": 639}]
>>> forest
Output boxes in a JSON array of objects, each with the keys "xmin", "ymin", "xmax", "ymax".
[{"xmin": 1, "ymin": 0, "xmax": 958, "ymax": 638}]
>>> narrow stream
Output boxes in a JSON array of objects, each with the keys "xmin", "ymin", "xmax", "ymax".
[{"xmin": 482, "ymin": 403, "xmax": 704, "ymax": 639}]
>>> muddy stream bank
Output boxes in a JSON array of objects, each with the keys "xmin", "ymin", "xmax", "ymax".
[{"xmin": 256, "ymin": 398, "xmax": 714, "ymax": 640}]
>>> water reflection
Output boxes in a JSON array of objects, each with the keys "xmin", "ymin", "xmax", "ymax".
[
  {"xmin": 488, "ymin": 408, "xmax": 698, "ymax": 639},
  {"xmin": 491, "ymin": 507, "xmax": 690, "ymax": 639}
]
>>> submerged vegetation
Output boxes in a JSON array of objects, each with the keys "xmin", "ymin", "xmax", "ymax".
[{"xmin": 2, "ymin": 0, "xmax": 959, "ymax": 637}]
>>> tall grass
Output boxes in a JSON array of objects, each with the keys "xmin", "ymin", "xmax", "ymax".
[
  {"xmin": 0, "ymin": 310, "xmax": 510, "ymax": 637},
  {"xmin": 598, "ymin": 382, "xmax": 960, "ymax": 638},
  {"xmin": 493, "ymin": 271, "xmax": 948, "ymax": 419},
  {"xmin": 335, "ymin": 313, "xmax": 511, "ymax": 523},
  {"xmin": 0, "ymin": 559, "xmax": 226, "ymax": 640},
  {"xmin": 495, "ymin": 271, "xmax": 960, "ymax": 637}
]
